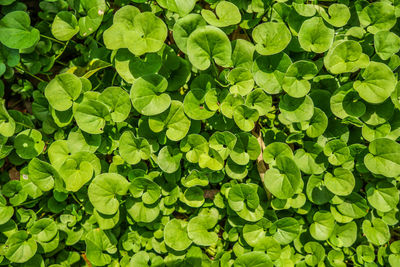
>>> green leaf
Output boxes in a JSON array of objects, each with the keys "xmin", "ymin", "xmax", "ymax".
[
  {"xmin": 4, "ymin": 231, "xmax": 37, "ymax": 263},
  {"xmin": 364, "ymin": 138, "xmax": 400, "ymax": 177},
  {"xmin": 181, "ymin": 170, "xmax": 209, "ymax": 187},
  {"xmin": 198, "ymin": 148, "xmax": 224, "ymax": 171},
  {"xmin": 103, "ymin": 7, "xmax": 167, "ymax": 56},
  {"xmin": 14, "ymin": 129, "xmax": 45, "ymax": 159},
  {"xmin": 126, "ymin": 197, "xmax": 160, "ymax": 223},
  {"xmin": 129, "ymin": 177, "xmax": 160, "ymax": 205},
  {"xmin": 306, "ymin": 108, "xmax": 328, "ymax": 138},
  {"xmin": 118, "ymin": 131, "xmax": 151, "ymax": 165},
  {"xmin": 51, "ymin": 11, "xmax": 79, "ymax": 41},
  {"xmin": 279, "ymin": 95, "xmax": 314, "ymax": 123},
  {"xmin": 0, "ymin": 99, "xmax": 15, "ymax": 137},
  {"xmin": 172, "ymin": 14, "xmax": 207, "ymax": 54},
  {"xmin": 228, "ymin": 183, "xmax": 264, "ymax": 222},
  {"xmin": 362, "ymin": 218, "xmax": 390, "ymax": 246},
  {"xmin": 252, "ymin": 22, "xmax": 291, "ymax": 56},
  {"xmin": 228, "ymin": 68, "xmax": 254, "ymax": 96},
  {"xmin": 28, "ymin": 158, "xmax": 56, "ymax": 191},
  {"xmin": 130, "ymin": 74, "xmax": 171, "ymax": 116},
  {"xmin": 324, "ymin": 168, "xmax": 355, "ymax": 196},
  {"xmin": 353, "ymin": 62, "xmax": 397, "ymax": 104},
  {"xmin": 73, "ymin": 98, "xmax": 110, "ymax": 134},
  {"xmin": 263, "ymin": 156, "xmax": 302, "ymax": 199},
  {"xmin": 181, "ymin": 186, "xmax": 205, "ymax": 208},
  {"xmin": 304, "ymin": 242, "xmax": 326, "ymax": 266},
  {"xmin": 337, "ymin": 193, "xmax": 369, "ymax": 219},
  {"xmin": 59, "ymin": 158, "xmax": 93, "ymax": 192},
  {"xmin": 295, "ymin": 142, "xmax": 327, "ymax": 175},
  {"xmin": 180, "ymin": 134, "xmax": 209, "ymax": 163},
  {"xmin": 230, "ymin": 133, "xmax": 260, "ymax": 165},
  {"xmin": 0, "ymin": 11, "xmax": 40, "ymax": 49},
  {"xmin": 374, "ymin": 30, "xmax": 400, "ymax": 60},
  {"xmin": 78, "ymin": 0, "xmax": 106, "ymax": 37},
  {"xmin": 85, "ymin": 228, "xmax": 117, "ymax": 266},
  {"xmin": 156, "ymin": 0, "xmax": 196, "ymax": 16},
  {"xmin": 201, "ymin": 1, "xmax": 241, "ymax": 27},
  {"xmin": 319, "ymin": 4, "xmax": 350, "ymax": 27},
  {"xmin": 263, "ymin": 142, "xmax": 293, "ymax": 165},
  {"xmin": 98, "ymin": 87, "xmax": 131, "ymax": 123},
  {"xmin": 323, "ymin": 140, "xmax": 350, "ymax": 166},
  {"xmin": 234, "ymin": 251, "xmax": 273, "ymax": 267},
  {"xmin": 282, "ymin": 60, "xmax": 318, "ymax": 98},
  {"xmin": 44, "ymin": 73, "xmax": 82, "ymax": 111},
  {"xmin": 0, "ymin": 195, "xmax": 13, "ymax": 225},
  {"xmin": 114, "ymin": 49, "xmax": 162, "ymax": 84},
  {"xmin": 88, "ymin": 173, "xmax": 130, "ymax": 215},
  {"xmin": 310, "ymin": 211, "xmax": 335, "ymax": 241},
  {"xmin": 273, "ymin": 217, "xmax": 300, "ymax": 245},
  {"xmin": 148, "ymin": 100, "xmax": 191, "ymax": 141},
  {"xmin": 366, "ymin": 181, "xmax": 399, "ymax": 212},
  {"xmin": 359, "ymin": 2, "xmax": 396, "ymax": 34},
  {"xmin": 187, "ymin": 215, "xmax": 218, "ymax": 246},
  {"xmin": 329, "ymin": 222, "xmax": 357, "ymax": 248},
  {"xmin": 324, "ymin": 40, "xmax": 369, "ymax": 74},
  {"xmin": 164, "ymin": 219, "xmax": 192, "ymax": 251},
  {"xmin": 157, "ymin": 146, "xmax": 182, "ymax": 173},
  {"xmin": 245, "ymin": 89, "xmax": 272, "ymax": 116},
  {"xmin": 187, "ymin": 25, "xmax": 232, "ymax": 70},
  {"xmin": 209, "ymin": 131, "xmax": 236, "ymax": 160},
  {"xmin": 253, "ymin": 53, "xmax": 292, "ymax": 94},
  {"xmin": 298, "ymin": 17, "xmax": 334, "ymax": 53},
  {"xmin": 30, "ymin": 218, "xmax": 57, "ymax": 243},
  {"xmin": 233, "ymin": 105, "xmax": 259, "ymax": 132}
]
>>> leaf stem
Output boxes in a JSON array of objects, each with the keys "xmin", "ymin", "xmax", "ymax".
[
  {"xmin": 55, "ymin": 40, "xmax": 70, "ymax": 61},
  {"xmin": 35, "ymin": 207, "xmax": 43, "ymax": 214},
  {"xmin": 71, "ymin": 193, "xmax": 83, "ymax": 206},
  {"xmin": 111, "ymin": 71, "xmax": 118, "ymax": 86},
  {"xmin": 15, "ymin": 66, "xmax": 46, "ymax": 83},
  {"xmin": 15, "ymin": 121, "xmax": 34, "ymax": 129},
  {"xmin": 15, "ymin": 199, "xmax": 39, "ymax": 207},
  {"xmin": 40, "ymin": 34, "xmax": 65, "ymax": 45}
]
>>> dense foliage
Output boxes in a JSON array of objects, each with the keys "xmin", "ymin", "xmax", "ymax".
[{"xmin": 1, "ymin": 0, "xmax": 400, "ymax": 266}]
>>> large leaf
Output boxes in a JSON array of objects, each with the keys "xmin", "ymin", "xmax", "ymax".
[
  {"xmin": 88, "ymin": 173, "xmax": 130, "ymax": 215},
  {"xmin": 364, "ymin": 138, "xmax": 400, "ymax": 177},
  {"xmin": 0, "ymin": 11, "xmax": 40, "ymax": 49},
  {"xmin": 130, "ymin": 74, "xmax": 171, "ymax": 116},
  {"xmin": 186, "ymin": 25, "xmax": 232, "ymax": 70},
  {"xmin": 353, "ymin": 62, "xmax": 396, "ymax": 104},
  {"xmin": 252, "ymin": 22, "xmax": 291, "ymax": 56},
  {"xmin": 148, "ymin": 100, "xmax": 191, "ymax": 141},
  {"xmin": 263, "ymin": 156, "xmax": 302, "ymax": 199}
]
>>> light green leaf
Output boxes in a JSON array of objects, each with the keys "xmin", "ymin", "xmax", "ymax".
[
  {"xmin": 187, "ymin": 25, "xmax": 232, "ymax": 70},
  {"xmin": 298, "ymin": 17, "xmax": 334, "ymax": 53},
  {"xmin": 252, "ymin": 22, "xmax": 291, "ymax": 56},
  {"xmin": 73, "ymin": 98, "xmax": 110, "ymax": 134},
  {"xmin": 364, "ymin": 138, "xmax": 400, "ymax": 177},
  {"xmin": 148, "ymin": 100, "xmax": 191, "ymax": 141},
  {"xmin": 118, "ymin": 131, "xmax": 151, "ymax": 165},
  {"xmin": 130, "ymin": 74, "xmax": 171, "ymax": 116},
  {"xmin": 51, "ymin": 11, "xmax": 79, "ymax": 41},
  {"xmin": 263, "ymin": 156, "xmax": 302, "ymax": 199},
  {"xmin": 0, "ymin": 11, "xmax": 40, "ymax": 49},
  {"xmin": 353, "ymin": 62, "xmax": 397, "ymax": 104},
  {"xmin": 98, "ymin": 87, "xmax": 131, "ymax": 122},
  {"xmin": 45, "ymin": 73, "xmax": 82, "ymax": 111},
  {"xmin": 164, "ymin": 219, "xmax": 192, "ymax": 251},
  {"xmin": 201, "ymin": 1, "xmax": 241, "ymax": 27},
  {"xmin": 88, "ymin": 173, "xmax": 130, "ymax": 215}
]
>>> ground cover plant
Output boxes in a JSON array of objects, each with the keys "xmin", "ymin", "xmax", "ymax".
[{"xmin": 1, "ymin": 0, "xmax": 400, "ymax": 266}]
